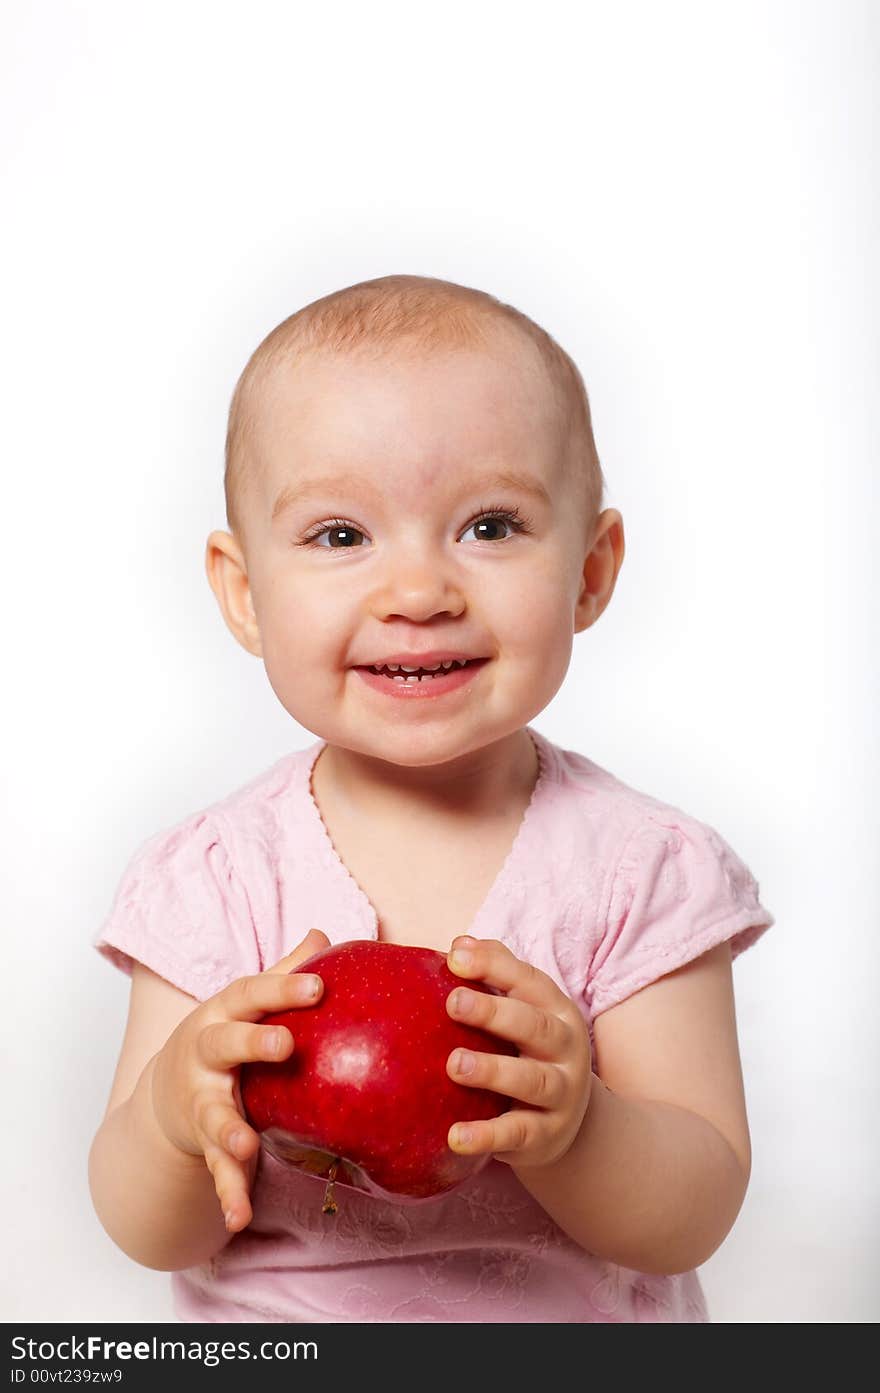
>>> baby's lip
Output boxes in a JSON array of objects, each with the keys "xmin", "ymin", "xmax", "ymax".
[{"xmin": 354, "ymin": 652, "xmax": 488, "ymax": 667}]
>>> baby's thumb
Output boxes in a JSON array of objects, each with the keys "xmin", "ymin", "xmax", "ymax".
[{"xmin": 265, "ymin": 927, "xmax": 331, "ymax": 975}]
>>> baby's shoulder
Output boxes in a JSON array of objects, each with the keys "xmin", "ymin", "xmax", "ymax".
[
  {"xmin": 549, "ymin": 738, "xmax": 766, "ymax": 920},
  {"xmin": 545, "ymin": 737, "xmax": 708, "ymax": 851},
  {"xmin": 138, "ymin": 745, "xmax": 313, "ymax": 867},
  {"xmin": 209, "ymin": 747, "xmax": 307, "ymax": 825}
]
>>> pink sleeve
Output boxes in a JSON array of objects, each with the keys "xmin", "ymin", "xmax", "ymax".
[
  {"xmin": 586, "ymin": 812, "xmax": 775, "ymax": 1019},
  {"xmin": 93, "ymin": 812, "xmax": 261, "ymax": 1001}
]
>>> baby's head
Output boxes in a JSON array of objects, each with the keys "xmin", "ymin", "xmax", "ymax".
[{"xmin": 207, "ymin": 274, "xmax": 624, "ymax": 766}]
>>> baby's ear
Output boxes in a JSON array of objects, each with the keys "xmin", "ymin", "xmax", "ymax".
[
  {"xmin": 574, "ymin": 509, "xmax": 625, "ymax": 633},
  {"xmin": 204, "ymin": 529, "xmax": 263, "ymax": 657}
]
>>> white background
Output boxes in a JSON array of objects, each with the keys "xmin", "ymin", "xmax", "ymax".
[{"xmin": 2, "ymin": 0, "xmax": 877, "ymax": 1323}]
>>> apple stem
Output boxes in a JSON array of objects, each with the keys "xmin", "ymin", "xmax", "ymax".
[{"xmin": 322, "ymin": 1159, "xmax": 340, "ymax": 1216}]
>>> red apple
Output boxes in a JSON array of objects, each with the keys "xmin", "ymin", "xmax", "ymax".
[{"xmin": 240, "ymin": 939, "xmax": 517, "ymax": 1207}]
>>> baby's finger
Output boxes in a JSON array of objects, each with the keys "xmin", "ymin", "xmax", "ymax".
[
  {"xmin": 448, "ymin": 1109, "xmax": 540, "ymax": 1160},
  {"xmin": 447, "ymin": 985, "xmax": 568, "ymax": 1061},
  {"xmin": 204, "ymin": 1142, "xmax": 254, "ymax": 1234},
  {"xmin": 447, "ymin": 1048, "xmax": 564, "ymax": 1110},
  {"xmin": 198, "ymin": 1018, "xmax": 296, "ymax": 1071},
  {"xmin": 196, "ymin": 1096, "xmax": 260, "ymax": 1163},
  {"xmin": 220, "ymin": 968, "xmax": 323, "ymax": 1022},
  {"xmin": 448, "ymin": 936, "xmax": 564, "ymax": 1009},
  {"xmin": 264, "ymin": 928, "xmax": 331, "ymax": 975}
]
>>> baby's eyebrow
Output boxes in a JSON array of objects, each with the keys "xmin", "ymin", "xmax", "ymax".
[
  {"xmin": 271, "ymin": 470, "xmax": 551, "ymax": 522},
  {"xmin": 271, "ymin": 473, "xmax": 384, "ymax": 522}
]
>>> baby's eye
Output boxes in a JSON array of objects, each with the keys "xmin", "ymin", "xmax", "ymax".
[
  {"xmin": 302, "ymin": 521, "xmax": 368, "ymax": 549},
  {"xmin": 459, "ymin": 512, "xmax": 523, "ymax": 543}
]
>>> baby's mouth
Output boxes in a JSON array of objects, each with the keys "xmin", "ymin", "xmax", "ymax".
[{"xmin": 358, "ymin": 658, "xmax": 487, "ymax": 685}]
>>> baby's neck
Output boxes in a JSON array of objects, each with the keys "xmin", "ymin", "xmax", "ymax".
[{"xmin": 312, "ymin": 728, "xmax": 538, "ymax": 828}]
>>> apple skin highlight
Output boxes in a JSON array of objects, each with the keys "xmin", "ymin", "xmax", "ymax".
[{"xmin": 240, "ymin": 940, "xmax": 518, "ymax": 1205}]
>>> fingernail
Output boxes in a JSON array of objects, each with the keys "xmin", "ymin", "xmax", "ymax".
[
  {"xmin": 451, "ymin": 949, "xmax": 473, "ymax": 971},
  {"xmin": 267, "ymin": 1029, "xmax": 286, "ymax": 1055},
  {"xmin": 301, "ymin": 975, "xmax": 321, "ymax": 998},
  {"xmin": 453, "ymin": 1125, "xmax": 473, "ymax": 1147},
  {"xmin": 224, "ymin": 1209, "xmax": 235, "ymax": 1231},
  {"xmin": 451, "ymin": 988, "xmax": 473, "ymax": 1016},
  {"xmin": 229, "ymin": 1128, "xmax": 246, "ymax": 1153},
  {"xmin": 455, "ymin": 1049, "xmax": 475, "ymax": 1076}
]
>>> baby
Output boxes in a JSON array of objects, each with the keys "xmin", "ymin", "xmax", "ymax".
[{"xmin": 89, "ymin": 274, "xmax": 774, "ymax": 1323}]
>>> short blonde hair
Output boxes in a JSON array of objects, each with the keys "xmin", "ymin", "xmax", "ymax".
[{"xmin": 224, "ymin": 273, "xmax": 606, "ymax": 543}]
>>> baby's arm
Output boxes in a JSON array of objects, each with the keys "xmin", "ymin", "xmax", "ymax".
[
  {"xmin": 446, "ymin": 937, "xmax": 750, "ymax": 1276},
  {"xmin": 88, "ymin": 930, "xmax": 328, "ymax": 1272}
]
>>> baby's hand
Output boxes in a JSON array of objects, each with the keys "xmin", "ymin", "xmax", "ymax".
[
  {"xmin": 150, "ymin": 928, "xmax": 330, "ymax": 1234},
  {"xmin": 445, "ymin": 935, "xmax": 593, "ymax": 1172}
]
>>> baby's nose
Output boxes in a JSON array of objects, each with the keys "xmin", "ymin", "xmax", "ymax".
[{"xmin": 369, "ymin": 552, "xmax": 467, "ymax": 623}]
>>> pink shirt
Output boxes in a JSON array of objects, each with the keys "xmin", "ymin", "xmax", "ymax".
[{"xmin": 94, "ymin": 725, "xmax": 774, "ymax": 1323}]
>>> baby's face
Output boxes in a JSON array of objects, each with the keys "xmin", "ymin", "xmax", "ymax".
[{"xmin": 210, "ymin": 337, "xmax": 621, "ymax": 767}]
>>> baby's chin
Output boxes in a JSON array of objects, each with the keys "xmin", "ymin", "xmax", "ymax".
[{"xmin": 319, "ymin": 724, "xmax": 532, "ymax": 778}]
